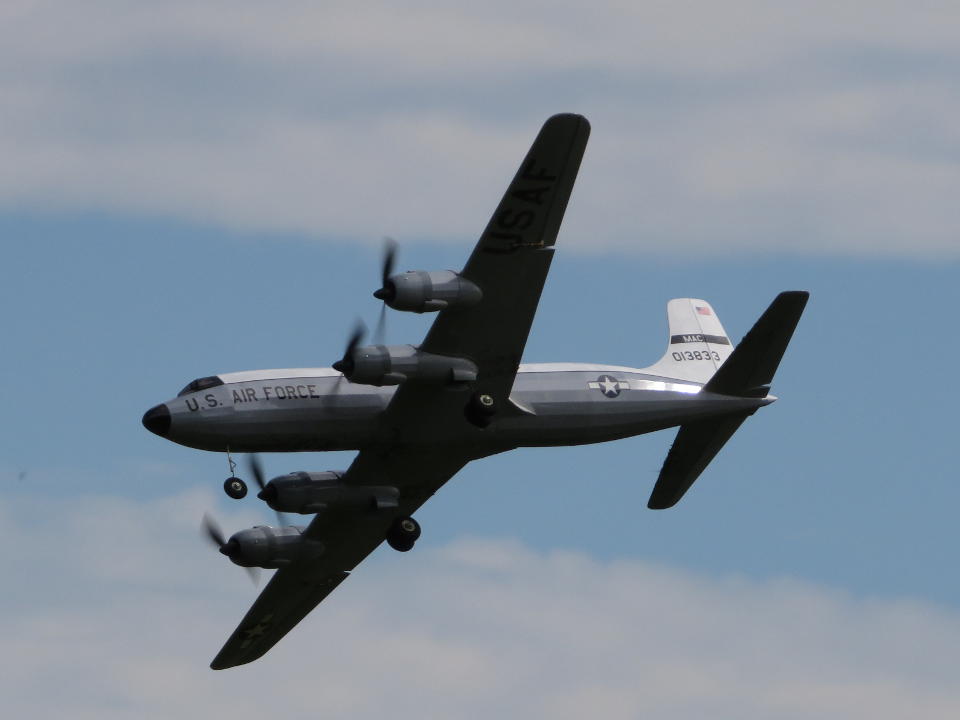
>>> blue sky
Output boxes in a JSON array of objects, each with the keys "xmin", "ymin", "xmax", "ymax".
[
  {"xmin": 3, "ymin": 2, "xmax": 960, "ymax": 718},
  {"xmin": 5, "ymin": 211, "xmax": 958, "ymax": 604}
]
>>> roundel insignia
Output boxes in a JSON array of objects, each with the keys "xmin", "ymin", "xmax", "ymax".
[{"xmin": 589, "ymin": 374, "xmax": 625, "ymax": 398}]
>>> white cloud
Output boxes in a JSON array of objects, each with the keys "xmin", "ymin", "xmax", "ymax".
[
  {"xmin": 3, "ymin": 489, "xmax": 960, "ymax": 718},
  {"xmin": 1, "ymin": 1, "xmax": 959, "ymax": 256}
]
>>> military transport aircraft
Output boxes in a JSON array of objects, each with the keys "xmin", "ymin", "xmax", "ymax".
[{"xmin": 142, "ymin": 114, "xmax": 808, "ymax": 670}]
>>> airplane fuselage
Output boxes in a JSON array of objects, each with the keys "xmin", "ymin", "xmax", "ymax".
[{"xmin": 145, "ymin": 363, "xmax": 772, "ymax": 458}]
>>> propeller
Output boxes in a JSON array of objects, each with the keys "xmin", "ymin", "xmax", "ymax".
[
  {"xmin": 248, "ymin": 454, "xmax": 267, "ymax": 494},
  {"xmin": 248, "ymin": 454, "xmax": 287, "ymax": 527},
  {"xmin": 373, "ymin": 238, "xmax": 398, "ymax": 344},
  {"xmin": 373, "ymin": 237, "xmax": 398, "ymax": 304},
  {"xmin": 332, "ymin": 319, "xmax": 366, "ymax": 377},
  {"xmin": 201, "ymin": 513, "xmax": 260, "ymax": 586},
  {"xmin": 202, "ymin": 512, "xmax": 227, "ymax": 548}
]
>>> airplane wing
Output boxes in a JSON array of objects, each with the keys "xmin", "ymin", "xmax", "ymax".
[
  {"xmin": 378, "ymin": 113, "xmax": 590, "ymax": 438},
  {"xmin": 419, "ymin": 113, "xmax": 590, "ymax": 399},
  {"xmin": 210, "ymin": 450, "xmax": 469, "ymax": 670},
  {"xmin": 210, "ymin": 113, "xmax": 590, "ymax": 669}
]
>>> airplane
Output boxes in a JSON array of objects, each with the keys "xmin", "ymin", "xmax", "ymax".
[{"xmin": 141, "ymin": 113, "xmax": 808, "ymax": 670}]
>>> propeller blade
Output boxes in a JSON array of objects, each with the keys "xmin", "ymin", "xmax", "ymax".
[
  {"xmin": 201, "ymin": 512, "xmax": 226, "ymax": 548},
  {"xmin": 374, "ymin": 303, "xmax": 387, "ymax": 345},
  {"xmin": 202, "ymin": 513, "xmax": 262, "ymax": 587},
  {"xmin": 373, "ymin": 237, "xmax": 398, "ymax": 303},
  {"xmin": 332, "ymin": 319, "xmax": 366, "ymax": 375},
  {"xmin": 248, "ymin": 454, "xmax": 266, "ymax": 492},
  {"xmin": 381, "ymin": 237, "xmax": 397, "ymax": 289},
  {"xmin": 347, "ymin": 319, "xmax": 365, "ymax": 355},
  {"xmin": 249, "ymin": 454, "xmax": 289, "ymax": 528}
]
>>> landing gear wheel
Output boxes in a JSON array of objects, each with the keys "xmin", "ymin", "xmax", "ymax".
[
  {"xmin": 386, "ymin": 516, "xmax": 421, "ymax": 552},
  {"xmin": 224, "ymin": 477, "xmax": 248, "ymax": 499},
  {"xmin": 465, "ymin": 392, "xmax": 497, "ymax": 428}
]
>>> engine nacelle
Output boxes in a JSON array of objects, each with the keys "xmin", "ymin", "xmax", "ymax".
[
  {"xmin": 340, "ymin": 344, "xmax": 478, "ymax": 387},
  {"xmin": 258, "ymin": 471, "xmax": 400, "ymax": 514},
  {"xmin": 220, "ymin": 525, "xmax": 324, "ymax": 569},
  {"xmin": 376, "ymin": 270, "xmax": 482, "ymax": 313}
]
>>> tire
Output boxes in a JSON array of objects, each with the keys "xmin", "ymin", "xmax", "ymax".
[
  {"xmin": 386, "ymin": 516, "xmax": 421, "ymax": 552},
  {"xmin": 465, "ymin": 392, "xmax": 497, "ymax": 428},
  {"xmin": 224, "ymin": 477, "xmax": 248, "ymax": 499}
]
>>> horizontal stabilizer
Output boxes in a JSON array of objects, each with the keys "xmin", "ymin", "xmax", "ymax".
[
  {"xmin": 647, "ymin": 413, "xmax": 750, "ymax": 510},
  {"xmin": 703, "ymin": 291, "xmax": 809, "ymax": 397}
]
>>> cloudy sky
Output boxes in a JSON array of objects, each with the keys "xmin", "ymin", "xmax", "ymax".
[{"xmin": 3, "ymin": 2, "xmax": 960, "ymax": 717}]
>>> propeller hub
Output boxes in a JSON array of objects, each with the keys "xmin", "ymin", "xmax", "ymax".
[
  {"xmin": 334, "ymin": 321, "xmax": 365, "ymax": 376},
  {"xmin": 219, "ymin": 539, "xmax": 240, "ymax": 559},
  {"xmin": 373, "ymin": 283, "xmax": 396, "ymax": 303},
  {"xmin": 257, "ymin": 484, "xmax": 278, "ymax": 505}
]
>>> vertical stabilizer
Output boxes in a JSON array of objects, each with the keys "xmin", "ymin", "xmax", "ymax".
[{"xmin": 643, "ymin": 299, "xmax": 733, "ymax": 384}]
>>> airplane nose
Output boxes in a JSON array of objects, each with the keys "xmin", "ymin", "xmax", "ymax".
[{"xmin": 142, "ymin": 403, "xmax": 171, "ymax": 436}]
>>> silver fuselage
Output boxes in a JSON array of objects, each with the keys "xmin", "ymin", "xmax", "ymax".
[{"xmin": 155, "ymin": 363, "xmax": 772, "ymax": 456}]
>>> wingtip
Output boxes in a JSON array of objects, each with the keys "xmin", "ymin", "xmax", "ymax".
[
  {"xmin": 646, "ymin": 495, "xmax": 678, "ymax": 511},
  {"xmin": 210, "ymin": 657, "xmax": 242, "ymax": 670},
  {"xmin": 545, "ymin": 112, "xmax": 591, "ymax": 132},
  {"xmin": 209, "ymin": 652, "xmax": 238, "ymax": 670},
  {"xmin": 778, "ymin": 290, "xmax": 811, "ymax": 304}
]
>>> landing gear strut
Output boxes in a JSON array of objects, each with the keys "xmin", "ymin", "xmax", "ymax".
[
  {"xmin": 386, "ymin": 516, "xmax": 421, "ymax": 552},
  {"xmin": 223, "ymin": 449, "xmax": 247, "ymax": 499}
]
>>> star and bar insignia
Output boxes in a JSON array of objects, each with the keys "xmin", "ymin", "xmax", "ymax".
[
  {"xmin": 239, "ymin": 613, "xmax": 275, "ymax": 648},
  {"xmin": 587, "ymin": 375, "xmax": 630, "ymax": 398}
]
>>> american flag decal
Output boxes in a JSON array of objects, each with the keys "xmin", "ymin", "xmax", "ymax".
[{"xmin": 695, "ymin": 306, "xmax": 711, "ymax": 315}]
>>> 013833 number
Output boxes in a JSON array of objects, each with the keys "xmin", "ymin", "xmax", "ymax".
[{"xmin": 672, "ymin": 350, "xmax": 721, "ymax": 362}]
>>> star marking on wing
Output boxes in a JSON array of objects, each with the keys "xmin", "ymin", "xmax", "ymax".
[
  {"xmin": 239, "ymin": 613, "xmax": 274, "ymax": 648},
  {"xmin": 587, "ymin": 375, "xmax": 630, "ymax": 398}
]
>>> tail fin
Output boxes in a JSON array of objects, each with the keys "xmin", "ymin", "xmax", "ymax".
[
  {"xmin": 644, "ymin": 298, "xmax": 734, "ymax": 384},
  {"xmin": 703, "ymin": 291, "xmax": 809, "ymax": 397},
  {"xmin": 647, "ymin": 291, "xmax": 809, "ymax": 509}
]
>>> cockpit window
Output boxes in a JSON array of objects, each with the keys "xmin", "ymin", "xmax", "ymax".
[{"xmin": 177, "ymin": 375, "xmax": 224, "ymax": 397}]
